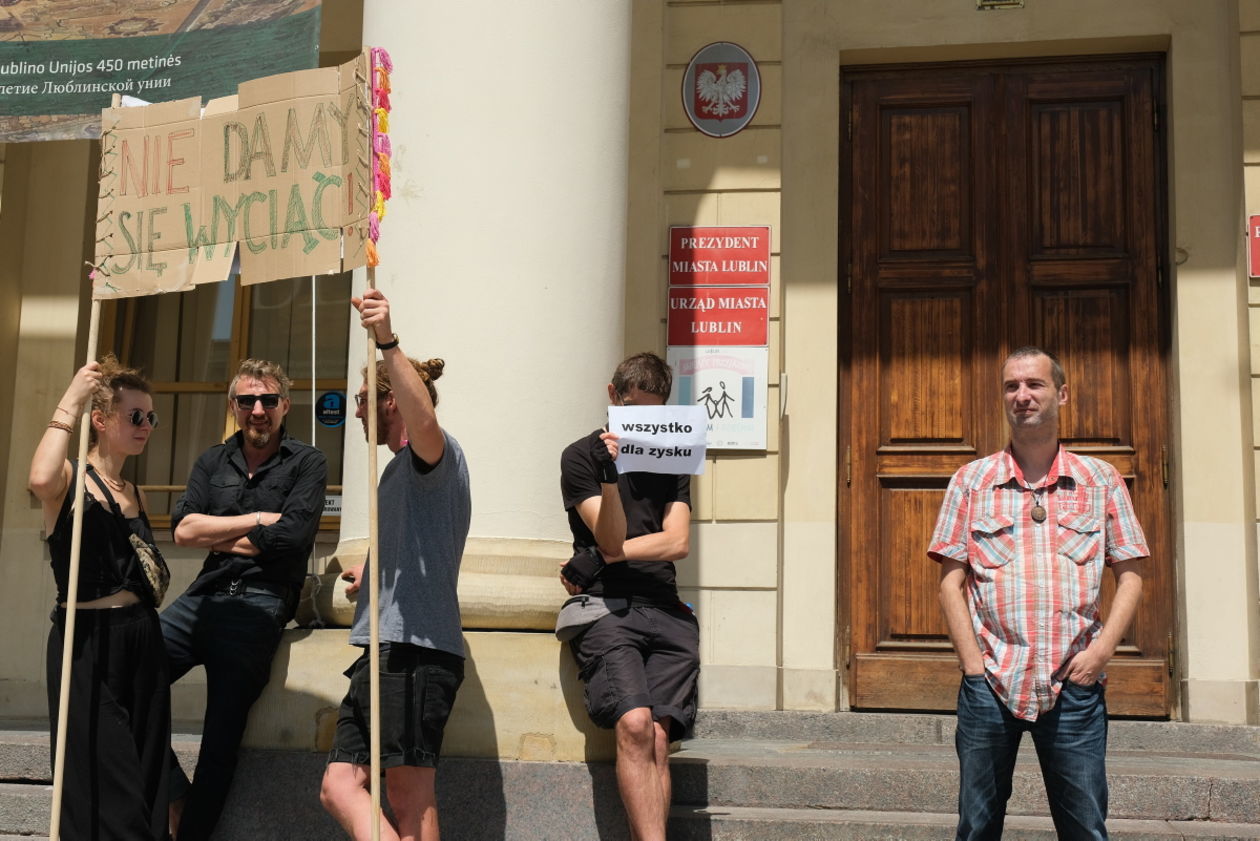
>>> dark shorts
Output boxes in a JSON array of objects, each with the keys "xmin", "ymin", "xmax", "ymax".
[
  {"xmin": 328, "ymin": 643, "xmax": 464, "ymax": 769},
  {"xmin": 569, "ymin": 602, "xmax": 700, "ymax": 741}
]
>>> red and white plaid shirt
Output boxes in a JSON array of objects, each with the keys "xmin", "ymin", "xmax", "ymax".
[{"xmin": 928, "ymin": 446, "xmax": 1149, "ymax": 721}]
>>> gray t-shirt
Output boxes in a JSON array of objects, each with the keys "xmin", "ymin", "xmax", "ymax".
[{"xmin": 350, "ymin": 431, "xmax": 471, "ymax": 657}]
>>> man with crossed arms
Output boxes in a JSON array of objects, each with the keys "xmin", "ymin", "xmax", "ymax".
[
  {"xmin": 929, "ymin": 346, "xmax": 1148, "ymax": 841},
  {"xmin": 164, "ymin": 359, "xmax": 327, "ymax": 840}
]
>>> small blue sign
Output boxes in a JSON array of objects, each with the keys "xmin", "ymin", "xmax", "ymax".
[{"xmin": 317, "ymin": 391, "xmax": 346, "ymax": 428}]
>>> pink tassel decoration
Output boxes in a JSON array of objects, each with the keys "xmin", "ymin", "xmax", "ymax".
[
  {"xmin": 372, "ymin": 47, "xmax": 393, "ymax": 73},
  {"xmin": 367, "ymin": 46, "xmax": 394, "ymax": 256}
]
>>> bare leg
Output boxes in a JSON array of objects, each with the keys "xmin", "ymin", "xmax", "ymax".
[
  {"xmin": 321, "ymin": 761, "xmax": 402, "ymax": 841},
  {"xmin": 654, "ymin": 717, "xmax": 673, "ymax": 819},
  {"xmin": 615, "ymin": 707, "xmax": 667, "ymax": 841},
  {"xmin": 384, "ymin": 766, "xmax": 440, "ymax": 841}
]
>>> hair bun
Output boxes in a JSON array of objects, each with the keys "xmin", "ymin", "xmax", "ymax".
[{"xmin": 423, "ymin": 358, "xmax": 445, "ymax": 381}]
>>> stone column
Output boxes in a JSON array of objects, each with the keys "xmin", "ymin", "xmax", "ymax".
[{"xmin": 336, "ymin": 1, "xmax": 634, "ymax": 624}]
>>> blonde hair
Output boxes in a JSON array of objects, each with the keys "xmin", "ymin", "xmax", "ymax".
[
  {"xmin": 363, "ymin": 357, "xmax": 445, "ymax": 407},
  {"xmin": 230, "ymin": 358, "xmax": 292, "ymax": 398},
  {"xmin": 89, "ymin": 354, "xmax": 151, "ymax": 448}
]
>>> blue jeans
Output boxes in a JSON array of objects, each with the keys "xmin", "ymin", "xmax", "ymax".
[
  {"xmin": 955, "ymin": 674, "xmax": 1109, "ymax": 841},
  {"xmin": 160, "ymin": 589, "xmax": 288, "ymax": 841}
]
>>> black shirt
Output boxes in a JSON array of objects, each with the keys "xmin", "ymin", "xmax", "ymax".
[
  {"xmin": 48, "ymin": 463, "xmax": 158, "ymax": 605},
  {"xmin": 560, "ymin": 429, "xmax": 691, "ymax": 604},
  {"xmin": 171, "ymin": 429, "xmax": 327, "ymax": 591}
]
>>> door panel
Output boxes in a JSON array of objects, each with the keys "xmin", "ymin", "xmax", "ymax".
[{"xmin": 843, "ymin": 56, "xmax": 1172, "ymax": 717}]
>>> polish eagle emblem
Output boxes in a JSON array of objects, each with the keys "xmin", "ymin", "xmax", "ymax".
[{"xmin": 695, "ymin": 63, "xmax": 747, "ymax": 119}]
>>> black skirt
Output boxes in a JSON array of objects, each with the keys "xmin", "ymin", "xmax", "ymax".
[{"xmin": 47, "ymin": 601, "xmax": 171, "ymax": 841}]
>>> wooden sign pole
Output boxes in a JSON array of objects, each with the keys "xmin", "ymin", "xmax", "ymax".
[
  {"xmin": 365, "ymin": 265, "xmax": 382, "ymax": 841},
  {"xmin": 47, "ymin": 299, "xmax": 101, "ymax": 841}
]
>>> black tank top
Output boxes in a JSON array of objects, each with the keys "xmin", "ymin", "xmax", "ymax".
[{"xmin": 47, "ymin": 463, "xmax": 157, "ymax": 604}]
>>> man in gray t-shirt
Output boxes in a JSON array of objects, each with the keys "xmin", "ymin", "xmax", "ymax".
[{"xmin": 321, "ymin": 288, "xmax": 471, "ymax": 841}]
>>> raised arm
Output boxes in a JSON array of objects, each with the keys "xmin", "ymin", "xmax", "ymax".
[
  {"xmin": 30, "ymin": 363, "xmax": 102, "ymax": 509},
  {"xmin": 353, "ymin": 288, "xmax": 445, "ymax": 466},
  {"xmin": 30, "ymin": 363, "xmax": 105, "ymax": 536}
]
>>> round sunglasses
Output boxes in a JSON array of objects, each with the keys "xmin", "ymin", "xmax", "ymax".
[{"xmin": 125, "ymin": 408, "xmax": 159, "ymax": 428}]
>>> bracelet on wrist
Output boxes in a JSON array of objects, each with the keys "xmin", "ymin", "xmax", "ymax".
[
  {"xmin": 255, "ymin": 511, "xmax": 262, "ymax": 527},
  {"xmin": 47, "ymin": 420, "xmax": 74, "ymax": 434},
  {"xmin": 376, "ymin": 333, "xmax": 400, "ymax": 351},
  {"xmin": 55, "ymin": 405, "xmax": 77, "ymax": 417}
]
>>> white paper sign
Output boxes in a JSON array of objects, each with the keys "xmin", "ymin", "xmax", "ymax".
[{"xmin": 607, "ymin": 405, "xmax": 708, "ymax": 475}]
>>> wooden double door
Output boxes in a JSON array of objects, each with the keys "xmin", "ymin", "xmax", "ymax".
[{"xmin": 841, "ymin": 56, "xmax": 1173, "ymax": 716}]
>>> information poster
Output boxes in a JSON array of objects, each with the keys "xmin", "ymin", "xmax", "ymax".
[{"xmin": 667, "ymin": 346, "xmax": 768, "ymax": 450}]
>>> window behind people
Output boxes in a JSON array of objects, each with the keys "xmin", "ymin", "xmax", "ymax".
[{"xmin": 100, "ymin": 273, "xmax": 351, "ymax": 531}]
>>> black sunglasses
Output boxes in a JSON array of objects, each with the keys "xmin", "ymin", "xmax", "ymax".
[
  {"xmin": 234, "ymin": 393, "xmax": 282, "ymax": 410},
  {"xmin": 127, "ymin": 409, "xmax": 159, "ymax": 428}
]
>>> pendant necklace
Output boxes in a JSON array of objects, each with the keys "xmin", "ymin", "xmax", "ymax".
[{"xmin": 1029, "ymin": 484, "xmax": 1047, "ymax": 523}]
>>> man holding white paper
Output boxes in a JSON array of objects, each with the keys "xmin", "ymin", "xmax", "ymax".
[{"xmin": 558, "ymin": 352, "xmax": 699, "ymax": 841}]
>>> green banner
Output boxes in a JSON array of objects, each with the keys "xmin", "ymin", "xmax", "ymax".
[{"xmin": 0, "ymin": 2, "xmax": 320, "ymax": 142}]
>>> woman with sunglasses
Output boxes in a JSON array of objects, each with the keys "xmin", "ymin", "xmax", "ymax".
[{"xmin": 29, "ymin": 356, "xmax": 170, "ymax": 841}]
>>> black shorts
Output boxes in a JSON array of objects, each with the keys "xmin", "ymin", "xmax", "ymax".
[
  {"xmin": 328, "ymin": 643, "xmax": 464, "ymax": 769},
  {"xmin": 569, "ymin": 603, "xmax": 700, "ymax": 741}
]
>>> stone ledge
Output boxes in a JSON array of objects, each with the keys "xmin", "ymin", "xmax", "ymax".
[{"xmin": 237, "ymin": 627, "xmax": 614, "ymax": 762}]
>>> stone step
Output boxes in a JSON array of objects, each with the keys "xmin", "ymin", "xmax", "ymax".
[
  {"xmin": 4, "ymin": 713, "xmax": 1259, "ymax": 840},
  {"xmin": 0, "ymin": 754, "xmax": 630, "ymax": 841},
  {"xmin": 0, "ymin": 725, "xmax": 201, "ymax": 783},
  {"xmin": 670, "ymin": 737, "xmax": 1260, "ymax": 823},
  {"xmin": 668, "ymin": 806, "xmax": 1260, "ymax": 841},
  {"xmin": 691, "ymin": 710, "xmax": 1260, "ymax": 755}
]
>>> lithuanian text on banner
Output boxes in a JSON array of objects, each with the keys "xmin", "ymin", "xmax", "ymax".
[
  {"xmin": 92, "ymin": 51, "xmax": 372, "ymax": 299},
  {"xmin": 607, "ymin": 406, "xmax": 708, "ymax": 476},
  {"xmin": 0, "ymin": 1, "xmax": 320, "ymax": 144}
]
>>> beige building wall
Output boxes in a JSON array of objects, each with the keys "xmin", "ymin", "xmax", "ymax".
[
  {"xmin": 0, "ymin": 141, "xmax": 98, "ymax": 717},
  {"xmin": 1243, "ymin": 0, "xmax": 1260, "ymax": 722},
  {"xmin": 625, "ymin": 0, "xmax": 1260, "ymax": 722},
  {"xmin": 5, "ymin": 0, "xmax": 1260, "ymax": 734},
  {"xmin": 625, "ymin": 1, "xmax": 793, "ymax": 712},
  {"xmin": 779, "ymin": 0, "xmax": 1258, "ymax": 722}
]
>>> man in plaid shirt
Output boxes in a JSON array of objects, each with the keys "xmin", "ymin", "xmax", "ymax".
[{"xmin": 929, "ymin": 346, "xmax": 1148, "ymax": 841}]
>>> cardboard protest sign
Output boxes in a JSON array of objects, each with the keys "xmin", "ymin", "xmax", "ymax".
[
  {"xmin": 607, "ymin": 406, "xmax": 708, "ymax": 476},
  {"xmin": 92, "ymin": 50, "xmax": 372, "ymax": 299}
]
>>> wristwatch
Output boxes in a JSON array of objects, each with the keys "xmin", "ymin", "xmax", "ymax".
[{"xmin": 376, "ymin": 333, "xmax": 400, "ymax": 350}]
